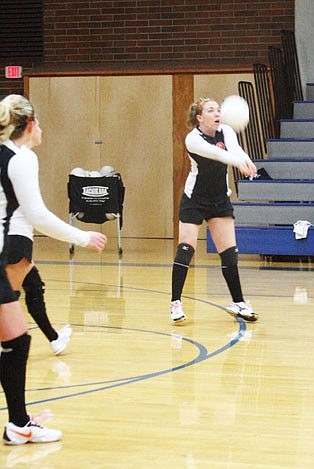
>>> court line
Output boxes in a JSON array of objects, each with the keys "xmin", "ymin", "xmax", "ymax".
[
  {"xmin": 0, "ymin": 321, "xmax": 247, "ymax": 411},
  {"xmin": 0, "ymin": 267, "xmax": 250, "ymax": 410}
]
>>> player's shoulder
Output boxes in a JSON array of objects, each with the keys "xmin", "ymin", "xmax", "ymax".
[
  {"xmin": 19, "ymin": 145, "xmax": 37, "ymax": 158},
  {"xmin": 9, "ymin": 146, "xmax": 38, "ymax": 175},
  {"xmin": 185, "ymin": 127, "xmax": 201, "ymax": 142},
  {"xmin": 186, "ymin": 127, "xmax": 198, "ymax": 136},
  {"xmin": 13, "ymin": 145, "xmax": 38, "ymax": 164}
]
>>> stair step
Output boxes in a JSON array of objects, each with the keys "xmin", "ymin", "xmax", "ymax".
[
  {"xmin": 233, "ymin": 202, "xmax": 314, "ymax": 225},
  {"xmin": 294, "ymin": 101, "xmax": 314, "ymax": 119},
  {"xmin": 267, "ymin": 138, "xmax": 314, "ymax": 158},
  {"xmin": 225, "ymin": 98, "xmax": 314, "ymax": 256},
  {"xmin": 306, "ymin": 83, "xmax": 314, "ymax": 101},
  {"xmin": 207, "ymin": 225, "xmax": 314, "ymax": 255},
  {"xmin": 280, "ymin": 119, "xmax": 314, "ymax": 139},
  {"xmin": 254, "ymin": 159, "xmax": 314, "ymax": 179},
  {"xmin": 237, "ymin": 179, "xmax": 314, "ymax": 201}
]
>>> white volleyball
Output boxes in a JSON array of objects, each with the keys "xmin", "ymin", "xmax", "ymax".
[
  {"xmin": 89, "ymin": 171, "xmax": 101, "ymax": 177},
  {"xmin": 70, "ymin": 167, "xmax": 86, "ymax": 177},
  {"xmin": 105, "ymin": 213, "xmax": 116, "ymax": 220},
  {"xmin": 99, "ymin": 165, "xmax": 115, "ymax": 176},
  {"xmin": 220, "ymin": 95, "xmax": 249, "ymax": 132}
]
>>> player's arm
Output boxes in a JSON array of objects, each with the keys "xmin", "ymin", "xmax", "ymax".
[
  {"xmin": 221, "ymin": 124, "xmax": 257, "ymax": 176},
  {"xmin": 8, "ymin": 148, "xmax": 106, "ymax": 251},
  {"xmin": 185, "ymin": 128, "xmax": 256, "ymax": 177}
]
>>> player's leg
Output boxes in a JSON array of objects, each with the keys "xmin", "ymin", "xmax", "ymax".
[
  {"xmin": 207, "ymin": 216, "xmax": 242, "ymax": 299},
  {"xmin": 0, "ymin": 266, "xmax": 62, "ymax": 445},
  {"xmin": 22, "ymin": 266, "xmax": 72, "ymax": 355},
  {"xmin": 1, "ymin": 312, "xmax": 62, "ymax": 445},
  {"xmin": 1, "ymin": 257, "xmax": 32, "ymax": 428},
  {"xmin": 0, "ymin": 268, "xmax": 39, "ymax": 439},
  {"xmin": 6, "ymin": 259, "xmax": 57, "ymax": 341},
  {"xmin": 6, "ymin": 241, "xmax": 71, "ymax": 355},
  {"xmin": 171, "ymin": 222, "xmax": 199, "ymax": 323},
  {"xmin": 22, "ymin": 265, "xmax": 57, "ymax": 341},
  {"xmin": 207, "ymin": 217, "xmax": 258, "ymax": 321},
  {"xmin": 0, "ymin": 298, "xmax": 31, "ymax": 429}
]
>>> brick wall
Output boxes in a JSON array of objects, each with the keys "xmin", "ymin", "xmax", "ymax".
[
  {"xmin": 1, "ymin": 0, "xmax": 294, "ymax": 96},
  {"xmin": 44, "ymin": 0, "xmax": 294, "ymax": 63}
]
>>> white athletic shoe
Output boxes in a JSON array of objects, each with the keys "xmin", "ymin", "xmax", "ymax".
[
  {"xmin": 3, "ymin": 410, "xmax": 62, "ymax": 445},
  {"xmin": 226, "ymin": 300, "xmax": 258, "ymax": 322},
  {"xmin": 50, "ymin": 325, "xmax": 72, "ymax": 355},
  {"xmin": 171, "ymin": 300, "xmax": 186, "ymax": 323}
]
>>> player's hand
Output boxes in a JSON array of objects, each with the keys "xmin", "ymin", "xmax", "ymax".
[
  {"xmin": 86, "ymin": 232, "xmax": 107, "ymax": 253},
  {"xmin": 238, "ymin": 158, "xmax": 257, "ymax": 178}
]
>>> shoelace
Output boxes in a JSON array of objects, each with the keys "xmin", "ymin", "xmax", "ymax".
[
  {"xmin": 29, "ymin": 409, "xmax": 54, "ymax": 427},
  {"xmin": 238, "ymin": 301, "xmax": 253, "ymax": 315}
]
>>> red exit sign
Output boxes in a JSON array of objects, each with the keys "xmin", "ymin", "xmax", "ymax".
[{"xmin": 5, "ymin": 66, "xmax": 23, "ymax": 79}]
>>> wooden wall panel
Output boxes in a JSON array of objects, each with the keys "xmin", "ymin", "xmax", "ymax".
[
  {"xmin": 29, "ymin": 77, "xmax": 101, "ymax": 232},
  {"xmin": 194, "ymin": 73, "xmax": 254, "ymax": 105},
  {"xmin": 172, "ymin": 75, "xmax": 194, "ymax": 241},
  {"xmin": 30, "ymin": 75, "xmax": 173, "ymax": 239},
  {"xmin": 97, "ymin": 75, "xmax": 173, "ymax": 238}
]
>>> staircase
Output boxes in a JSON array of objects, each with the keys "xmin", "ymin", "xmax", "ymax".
[{"xmin": 207, "ymin": 83, "xmax": 314, "ymax": 257}]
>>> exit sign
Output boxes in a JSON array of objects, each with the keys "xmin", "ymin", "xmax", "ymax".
[{"xmin": 5, "ymin": 66, "xmax": 23, "ymax": 79}]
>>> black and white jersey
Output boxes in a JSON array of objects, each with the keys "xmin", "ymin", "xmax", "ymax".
[
  {"xmin": 1, "ymin": 140, "xmax": 91, "ymax": 249},
  {"xmin": 184, "ymin": 124, "xmax": 251, "ymax": 205},
  {"xmin": 0, "ymin": 145, "xmax": 19, "ymax": 253}
]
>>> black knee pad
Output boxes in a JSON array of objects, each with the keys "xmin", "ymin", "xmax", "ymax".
[
  {"xmin": 174, "ymin": 243, "xmax": 195, "ymax": 267},
  {"xmin": 219, "ymin": 246, "xmax": 238, "ymax": 268},
  {"xmin": 1, "ymin": 333, "xmax": 31, "ymax": 360},
  {"xmin": 22, "ymin": 266, "xmax": 45, "ymax": 309}
]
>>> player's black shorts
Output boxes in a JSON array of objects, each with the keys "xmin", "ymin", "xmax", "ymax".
[
  {"xmin": 6, "ymin": 235, "xmax": 33, "ymax": 264},
  {"xmin": 179, "ymin": 193, "xmax": 234, "ymax": 225}
]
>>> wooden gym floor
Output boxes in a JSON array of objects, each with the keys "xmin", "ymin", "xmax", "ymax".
[{"xmin": 0, "ymin": 236, "xmax": 313, "ymax": 469}]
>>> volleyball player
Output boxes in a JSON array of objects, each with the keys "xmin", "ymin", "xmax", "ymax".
[
  {"xmin": 0, "ymin": 94, "xmax": 106, "ymax": 445},
  {"xmin": 171, "ymin": 97, "xmax": 259, "ymax": 323}
]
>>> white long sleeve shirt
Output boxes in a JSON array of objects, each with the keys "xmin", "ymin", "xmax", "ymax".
[
  {"xmin": 3, "ymin": 140, "xmax": 90, "ymax": 246},
  {"xmin": 185, "ymin": 124, "xmax": 251, "ymax": 167}
]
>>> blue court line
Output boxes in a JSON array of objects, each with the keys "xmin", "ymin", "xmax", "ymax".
[{"xmin": 0, "ymin": 321, "xmax": 246, "ymax": 411}]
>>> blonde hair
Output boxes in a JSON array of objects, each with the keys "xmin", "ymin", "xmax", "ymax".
[
  {"xmin": 0, "ymin": 94, "xmax": 35, "ymax": 143},
  {"xmin": 186, "ymin": 96, "xmax": 216, "ymax": 129}
]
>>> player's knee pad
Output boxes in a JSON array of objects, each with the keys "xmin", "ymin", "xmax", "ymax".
[
  {"xmin": 1, "ymin": 333, "xmax": 31, "ymax": 362},
  {"xmin": 22, "ymin": 266, "xmax": 45, "ymax": 310},
  {"xmin": 174, "ymin": 243, "xmax": 195, "ymax": 267},
  {"xmin": 219, "ymin": 246, "xmax": 238, "ymax": 268}
]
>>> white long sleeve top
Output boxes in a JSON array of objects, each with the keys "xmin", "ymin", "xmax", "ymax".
[{"xmin": 4, "ymin": 140, "xmax": 90, "ymax": 246}]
